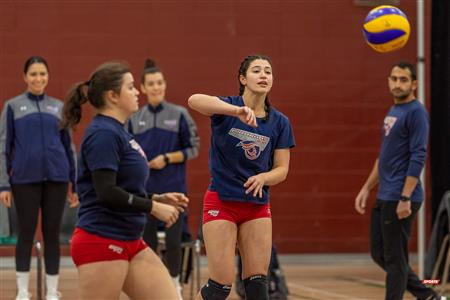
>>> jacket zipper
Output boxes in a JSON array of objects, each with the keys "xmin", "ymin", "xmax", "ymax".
[{"xmin": 35, "ymin": 99, "xmax": 48, "ymax": 181}]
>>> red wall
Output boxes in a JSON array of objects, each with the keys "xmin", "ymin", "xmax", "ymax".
[{"xmin": 0, "ymin": 1, "xmax": 431, "ymax": 253}]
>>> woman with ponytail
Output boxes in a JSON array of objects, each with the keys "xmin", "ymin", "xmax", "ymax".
[
  {"xmin": 188, "ymin": 55, "xmax": 295, "ymax": 300},
  {"xmin": 128, "ymin": 58, "xmax": 199, "ymax": 299},
  {"xmin": 63, "ymin": 61, "xmax": 189, "ymax": 300},
  {"xmin": 0, "ymin": 56, "xmax": 78, "ymax": 300}
]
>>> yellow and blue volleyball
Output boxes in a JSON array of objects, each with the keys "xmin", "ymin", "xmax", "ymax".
[{"xmin": 363, "ymin": 5, "xmax": 410, "ymax": 53}]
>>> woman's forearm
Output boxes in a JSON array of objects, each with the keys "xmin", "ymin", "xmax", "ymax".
[{"xmin": 188, "ymin": 94, "xmax": 237, "ymax": 117}]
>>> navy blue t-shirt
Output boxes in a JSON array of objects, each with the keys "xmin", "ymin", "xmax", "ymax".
[
  {"xmin": 77, "ymin": 115, "xmax": 149, "ymax": 240},
  {"xmin": 377, "ymin": 100, "xmax": 429, "ymax": 202},
  {"xmin": 208, "ymin": 96, "xmax": 295, "ymax": 204}
]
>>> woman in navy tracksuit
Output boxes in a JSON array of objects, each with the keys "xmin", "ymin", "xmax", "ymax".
[
  {"xmin": 0, "ymin": 56, "xmax": 78, "ymax": 300},
  {"xmin": 129, "ymin": 59, "xmax": 199, "ymax": 299}
]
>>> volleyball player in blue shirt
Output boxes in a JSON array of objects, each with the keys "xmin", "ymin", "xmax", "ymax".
[
  {"xmin": 188, "ymin": 55, "xmax": 295, "ymax": 300},
  {"xmin": 61, "ymin": 62, "xmax": 189, "ymax": 300}
]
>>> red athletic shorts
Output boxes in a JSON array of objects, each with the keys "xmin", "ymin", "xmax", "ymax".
[
  {"xmin": 71, "ymin": 227, "xmax": 148, "ymax": 267},
  {"xmin": 202, "ymin": 190, "xmax": 271, "ymax": 225}
]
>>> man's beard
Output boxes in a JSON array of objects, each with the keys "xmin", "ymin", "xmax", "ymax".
[
  {"xmin": 392, "ymin": 89, "xmax": 411, "ymax": 101},
  {"xmin": 396, "ymin": 93, "xmax": 409, "ymax": 101}
]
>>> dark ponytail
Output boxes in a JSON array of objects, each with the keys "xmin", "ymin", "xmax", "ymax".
[
  {"xmin": 141, "ymin": 58, "xmax": 163, "ymax": 84},
  {"xmin": 263, "ymin": 96, "xmax": 271, "ymax": 122},
  {"xmin": 238, "ymin": 55, "xmax": 273, "ymax": 122},
  {"xmin": 61, "ymin": 62, "xmax": 130, "ymax": 129},
  {"xmin": 61, "ymin": 81, "xmax": 89, "ymax": 129}
]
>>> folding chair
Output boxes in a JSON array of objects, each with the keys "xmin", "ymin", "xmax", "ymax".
[
  {"xmin": 157, "ymin": 231, "xmax": 202, "ymax": 300},
  {"xmin": 430, "ymin": 191, "xmax": 450, "ymax": 293},
  {"xmin": 180, "ymin": 238, "xmax": 202, "ymax": 300}
]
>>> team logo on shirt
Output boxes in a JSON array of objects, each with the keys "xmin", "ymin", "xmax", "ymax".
[
  {"xmin": 129, "ymin": 139, "xmax": 147, "ymax": 159},
  {"xmin": 228, "ymin": 128, "xmax": 270, "ymax": 160},
  {"xmin": 383, "ymin": 116, "xmax": 397, "ymax": 136}
]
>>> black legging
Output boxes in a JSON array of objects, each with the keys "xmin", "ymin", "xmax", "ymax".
[
  {"xmin": 143, "ymin": 213, "xmax": 184, "ymax": 277},
  {"xmin": 12, "ymin": 182, "xmax": 68, "ymax": 275}
]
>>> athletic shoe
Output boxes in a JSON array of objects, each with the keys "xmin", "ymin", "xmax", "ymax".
[
  {"xmin": 15, "ymin": 291, "xmax": 31, "ymax": 300},
  {"xmin": 46, "ymin": 290, "xmax": 61, "ymax": 300},
  {"xmin": 172, "ymin": 276, "xmax": 183, "ymax": 300}
]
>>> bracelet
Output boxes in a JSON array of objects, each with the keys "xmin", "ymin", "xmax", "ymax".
[{"xmin": 164, "ymin": 154, "xmax": 170, "ymax": 164}]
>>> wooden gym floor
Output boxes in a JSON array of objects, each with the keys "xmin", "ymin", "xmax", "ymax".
[{"xmin": 1, "ymin": 254, "xmax": 449, "ymax": 299}]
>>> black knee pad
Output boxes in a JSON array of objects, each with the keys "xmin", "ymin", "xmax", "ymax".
[
  {"xmin": 200, "ymin": 278, "xmax": 232, "ymax": 300},
  {"xmin": 244, "ymin": 275, "xmax": 269, "ymax": 300}
]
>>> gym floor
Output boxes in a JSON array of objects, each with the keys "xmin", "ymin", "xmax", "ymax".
[{"xmin": 1, "ymin": 254, "xmax": 449, "ymax": 299}]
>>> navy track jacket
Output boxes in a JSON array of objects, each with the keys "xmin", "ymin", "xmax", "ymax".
[
  {"xmin": 129, "ymin": 101, "xmax": 199, "ymax": 194},
  {"xmin": 0, "ymin": 92, "xmax": 77, "ymax": 192}
]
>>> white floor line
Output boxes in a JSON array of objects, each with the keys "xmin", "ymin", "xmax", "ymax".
[
  {"xmin": 288, "ymin": 282, "xmax": 371, "ymax": 300},
  {"xmin": 340, "ymin": 275, "xmax": 385, "ymax": 287}
]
